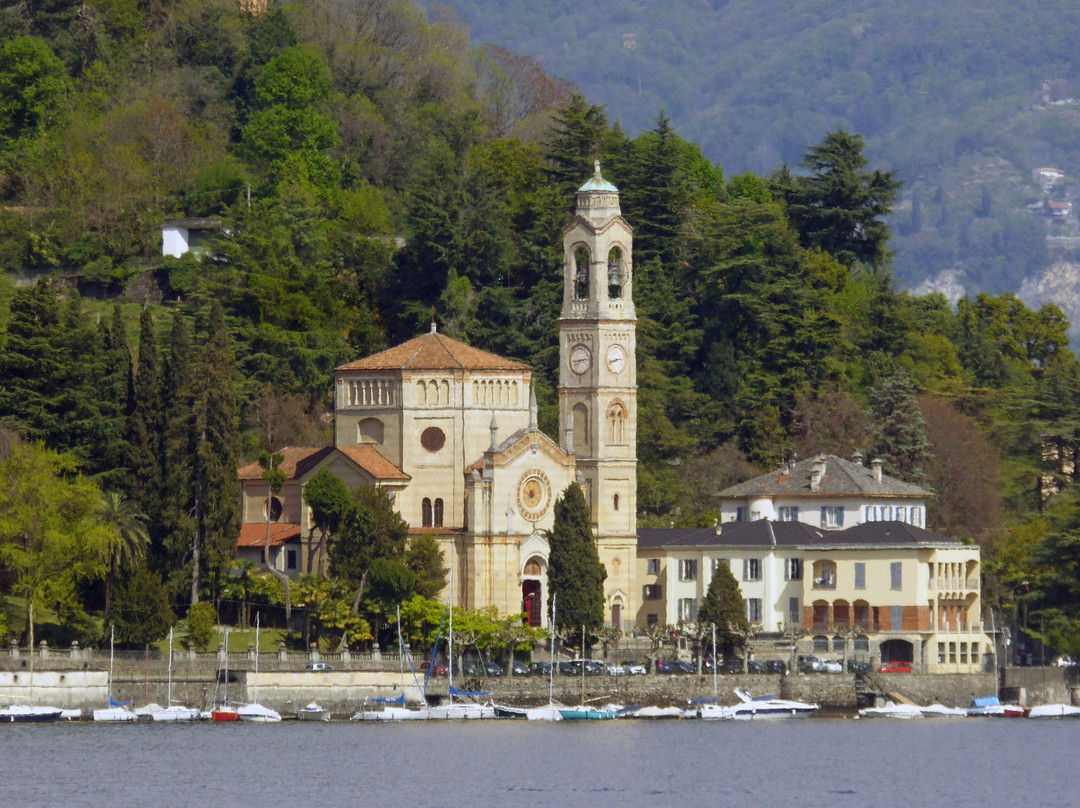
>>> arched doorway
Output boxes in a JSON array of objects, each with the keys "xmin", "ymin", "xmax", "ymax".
[
  {"xmin": 880, "ymin": 638, "xmax": 914, "ymax": 663},
  {"xmin": 522, "ymin": 556, "xmax": 545, "ymax": 627}
]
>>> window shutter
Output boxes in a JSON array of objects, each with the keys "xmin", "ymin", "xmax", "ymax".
[
  {"xmin": 837, "ymin": 506, "xmax": 845, "ymax": 526},
  {"xmin": 820, "ymin": 506, "xmax": 827, "ymax": 527},
  {"xmin": 742, "ymin": 558, "xmax": 748, "ymax": 581},
  {"xmin": 854, "ymin": 563, "xmax": 865, "ymax": 589}
]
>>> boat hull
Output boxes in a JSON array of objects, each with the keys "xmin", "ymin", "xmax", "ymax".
[
  {"xmin": 93, "ymin": 707, "xmax": 138, "ymax": 723},
  {"xmin": 0, "ymin": 706, "xmax": 63, "ymax": 723},
  {"xmin": 152, "ymin": 706, "xmax": 201, "ymax": 722},
  {"xmin": 211, "ymin": 708, "xmax": 240, "ymax": 722},
  {"xmin": 352, "ymin": 706, "xmax": 430, "ymax": 721},
  {"xmin": 559, "ymin": 707, "xmax": 618, "ymax": 720},
  {"xmin": 427, "ymin": 703, "xmax": 495, "ymax": 720}
]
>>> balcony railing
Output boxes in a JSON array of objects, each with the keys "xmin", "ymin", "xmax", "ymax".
[{"xmin": 812, "ymin": 578, "xmax": 836, "ymax": 590}]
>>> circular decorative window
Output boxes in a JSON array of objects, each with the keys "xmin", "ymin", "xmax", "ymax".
[
  {"xmin": 517, "ymin": 470, "xmax": 552, "ymax": 523},
  {"xmin": 420, "ymin": 426, "xmax": 446, "ymax": 453},
  {"xmin": 265, "ymin": 497, "xmax": 283, "ymax": 522}
]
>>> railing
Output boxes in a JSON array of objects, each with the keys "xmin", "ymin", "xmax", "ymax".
[
  {"xmin": 932, "ymin": 576, "xmax": 981, "ymax": 591},
  {"xmin": 811, "ymin": 579, "xmax": 836, "ymax": 590}
]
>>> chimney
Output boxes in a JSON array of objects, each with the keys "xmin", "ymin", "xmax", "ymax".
[
  {"xmin": 714, "ymin": 517, "xmax": 721, "ymax": 536},
  {"xmin": 852, "ymin": 449, "xmax": 864, "ymax": 466},
  {"xmin": 809, "ymin": 459, "xmax": 826, "ymax": 491},
  {"xmin": 870, "ymin": 458, "xmax": 883, "ymax": 483}
]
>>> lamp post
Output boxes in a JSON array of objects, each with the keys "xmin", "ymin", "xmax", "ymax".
[{"xmin": 1010, "ymin": 580, "xmax": 1029, "ymax": 666}]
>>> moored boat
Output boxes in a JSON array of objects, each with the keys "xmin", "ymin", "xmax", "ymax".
[
  {"xmin": 297, "ymin": 703, "xmax": 330, "ymax": 721},
  {"xmin": 558, "ymin": 704, "xmax": 620, "ymax": 720},
  {"xmin": 0, "ymin": 705, "xmax": 64, "ymax": 723},
  {"xmin": 1028, "ymin": 703, "xmax": 1080, "ymax": 718},
  {"xmin": 858, "ymin": 701, "xmax": 924, "ymax": 719},
  {"xmin": 728, "ymin": 687, "xmax": 818, "ymax": 720},
  {"xmin": 967, "ymin": 696, "xmax": 1027, "ymax": 717},
  {"xmin": 493, "ymin": 704, "xmax": 528, "ymax": 719}
]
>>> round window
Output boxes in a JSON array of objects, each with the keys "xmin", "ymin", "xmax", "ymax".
[
  {"xmin": 265, "ymin": 497, "xmax": 283, "ymax": 522},
  {"xmin": 421, "ymin": 426, "xmax": 446, "ymax": 452}
]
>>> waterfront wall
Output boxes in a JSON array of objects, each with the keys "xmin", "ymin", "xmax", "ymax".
[
  {"xmin": 1002, "ymin": 666, "xmax": 1080, "ymax": 706},
  {"xmin": 0, "ymin": 671, "xmax": 108, "ymax": 708},
  {"xmin": 865, "ymin": 672, "xmax": 995, "ymax": 707}
]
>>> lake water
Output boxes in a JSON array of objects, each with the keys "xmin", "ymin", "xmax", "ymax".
[{"xmin": 2, "ymin": 718, "xmax": 1076, "ymax": 808}]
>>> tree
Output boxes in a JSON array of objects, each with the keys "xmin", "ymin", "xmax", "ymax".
[
  {"xmin": 697, "ymin": 562, "xmax": 749, "ymax": 658},
  {"xmin": 868, "ymin": 370, "xmax": 931, "ymax": 485},
  {"xmin": 0, "ymin": 36, "xmax": 71, "ymax": 147},
  {"xmin": 98, "ymin": 490, "xmax": 149, "ymax": 634},
  {"xmin": 0, "ymin": 443, "xmax": 111, "ymax": 642},
  {"xmin": 404, "ymin": 533, "xmax": 448, "ymax": 600},
  {"xmin": 126, "ymin": 307, "xmax": 163, "ymax": 560},
  {"xmin": 111, "ymin": 565, "xmax": 175, "ymax": 647},
  {"xmin": 259, "ymin": 450, "xmax": 292, "ymax": 622},
  {"xmin": 303, "ymin": 468, "xmax": 352, "ymax": 575},
  {"xmin": 780, "ymin": 128, "xmax": 901, "ymax": 269},
  {"xmin": 546, "ymin": 483, "xmax": 606, "ymax": 644}
]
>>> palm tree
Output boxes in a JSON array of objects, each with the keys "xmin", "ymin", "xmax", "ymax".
[{"xmin": 98, "ymin": 490, "xmax": 149, "ymax": 633}]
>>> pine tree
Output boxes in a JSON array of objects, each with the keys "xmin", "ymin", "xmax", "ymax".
[
  {"xmin": 546, "ymin": 483, "xmax": 606, "ymax": 644},
  {"xmin": 697, "ymin": 562, "xmax": 750, "ymax": 658},
  {"xmin": 96, "ymin": 302, "xmax": 132, "ymax": 489},
  {"xmin": 544, "ymin": 94, "xmax": 608, "ymax": 202},
  {"xmin": 869, "ymin": 370, "xmax": 931, "ymax": 485},
  {"xmin": 124, "ymin": 308, "xmax": 162, "ymax": 527},
  {"xmin": 0, "ymin": 281, "xmax": 65, "ymax": 444}
]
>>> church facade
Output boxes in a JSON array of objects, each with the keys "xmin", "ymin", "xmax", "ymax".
[{"xmin": 237, "ymin": 163, "xmax": 638, "ymax": 630}]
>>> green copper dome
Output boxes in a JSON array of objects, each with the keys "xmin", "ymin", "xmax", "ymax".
[{"xmin": 578, "ymin": 160, "xmax": 618, "ymax": 193}]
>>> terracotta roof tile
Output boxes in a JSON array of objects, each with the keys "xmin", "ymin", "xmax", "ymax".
[
  {"xmin": 337, "ymin": 445, "xmax": 410, "ymax": 481},
  {"xmin": 237, "ymin": 523, "xmax": 302, "ymax": 548},
  {"xmin": 336, "ymin": 330, "xmax": 529, "ymax": 372},
  {"xmin": 238, "ymin": 447, "xmax": 333, "ymax": 481}
]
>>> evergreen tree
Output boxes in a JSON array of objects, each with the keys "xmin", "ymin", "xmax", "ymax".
[
  {"xmin": 124, "ymin": 307, "xmax": 162, "ymax": 527},
  {"xmin": 544, "ymin": 94, "xmax": 608, "ymax": 202},
  {"xmin": 97, "ymin": 302, "xmax": 132, "ymax": 487},
  {"xmin": 0, "ymin": 280, "xmax": 64, "ymax": 444},
  {"xmin": 158, "ymin": 309, "xmax": 197, "ymax": 584},
  {"xmin": 697, "ymin": 562, "xmax": 751, "ymax": 657},
  {"xmin": 869, "ymin": 370, "xmax": 931, "ymax": 485},
  {"xmin": 780, "ymin": 128, "xmax": 901, "ymax": 270},
  {"xmin": 111, "ymin": 565, "xmax": 175, "ymax": 647},
  {"xmin": 404, "ymin": 533, "xmax": 449, "ymax": 600},
  {"xmin": 190, "ymin": 302, "xmax": 240, "ymax": 604},
  {"xmin": 546, "ymin": 483, "xmax": 606, "ymax": 643}
]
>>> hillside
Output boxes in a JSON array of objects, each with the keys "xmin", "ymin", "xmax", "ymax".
[{"xmin": 426, "ymin": 0, "xmax": 1080, "ymax": 320}]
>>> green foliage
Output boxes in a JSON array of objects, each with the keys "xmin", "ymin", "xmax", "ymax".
[
  {"xmin": 404, "ymin": 533, "xmax": 449, "ymax": 600},
  {"xmin": 546, "ymin": 483, "xmax": 606, "ymax": 642},
  {"xmin": 112, "ymin": 565, "xmax": 175, "ymax": 646},
  {"xmin": 868, "ymin": 370, "xmax": 931, "ymax": 484},
  {"xmin": 187, "ymin": 601, "xmax": 217, "ymax": 650},
  {"xmin": 0, "ymin": 36, "xmax": 71, "ymax": 147},
  {"xmin": 697, "ymin": 561, "xmax": 750, "ymax": 657}
]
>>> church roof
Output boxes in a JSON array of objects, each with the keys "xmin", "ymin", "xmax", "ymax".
[
  {"xmin": 238, "ymin": 445, "xmax": 409, "ymax": 482},
  {"xmin": 237, "ymin": 522, "xmax": 302, "ymax": 548},
  {"xmin": 715, "ymin": 454, "xmax": 930, "ymax": 499},
  {"xmin": 336, "ymin": 328, "xmax": 529, "ymax": 373}
]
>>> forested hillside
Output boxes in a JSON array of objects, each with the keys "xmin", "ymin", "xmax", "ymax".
[
  {"xmin": 2, "ymin": 0, "xmax": 1080, "ymax": 654},
  {"xmin": 424, "ymin": 0, "xmax": 1080, "ymax": 325}
]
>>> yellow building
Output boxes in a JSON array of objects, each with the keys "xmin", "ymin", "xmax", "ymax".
[{"xmin": 237, "ymin": 163, "xmax": 638, "ymax": 629}]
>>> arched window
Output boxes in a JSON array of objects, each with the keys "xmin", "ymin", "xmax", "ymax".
[
  {"xmin": 358, "ymin": 417, "xmax": 384, "ymax": 445},
  {"xmin": 264, "ymin": 497, "xmax": 283, "ymax": 522},
  {"xmin": 574, "ymin": 247, "xmax": 590, "ymax": 299},
  {"xmin": 607, "ymin": 247, "xmax": 624, "ymax": 299},
  {"xmin": 608, "ymin": 400, "xmax": 626, "ymax": 444},
  {"xmin": 422, "ymin": 498, "xmax": 433, "ymax": 528},
  {"xmin": 416, "ymin": 380, "xmax": 427, "ymax": 405},
  {"xmin": 434, "ymin": 498, "xmax": 444, "ymax": 527},
  {"xmin": 572, "ymin": 403, "xmax": 589, "ymax": 454}
]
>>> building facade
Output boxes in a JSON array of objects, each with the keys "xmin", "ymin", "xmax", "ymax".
[{"xmin": 237, "ymin": 163, "xmax": 638, "ymax": 628}]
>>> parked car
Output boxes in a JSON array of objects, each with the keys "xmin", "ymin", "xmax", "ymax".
[
  {"xmin": 484, "ymin": 661, "xmax": 504, "ymax": 677},
  {"xmin": 421, "ymin": 661, "xmax": 448, "ymax": 677},
  {"xmin": 720, "ymin": 658, "xmax": 744, "ymax": 674},
  {"xmin": 820, "ymin": 658, "xmax": 843, "ymax": 673},
  {"xmin": 671, "ymin": 660, "xmax": 696, "ymax": 674},
  {"xmin": 846, "ymin": 659, "xmax": 872, "ymax": 674},
  {"xmin": 558, "ymin": 661, "xmax": 576, "ymax": 676},
  {"xmin": 747, "ymin": 659, "xmax": 767, "ymax": 674},
  {"xmin": 304, "ymin": 662, "xmax": 334, "ymax": 672},
  {"xmin": 462, "ymin": 662, "xmax": 484, "ymax": 677},
  {"xmin": 511, "ymin": 661, "xmax": 530, "ymax": 676},
  {"xmin": 624, "ymin": 660, "xmax": 648, "ymax": 675},
  {"xmin": 655, "ymin": 658, "xmax": 674, "ymax": 674},
  {"xmin": 529, "ymin": 661, "xmax": 552, "ymax": 677},
  {"xmin": 607, "ymin": 662, "xmax": 627, "ymax": 676},
  {"xmin": 797, "ymin": 655, "xmax": 823, "ymax": 673},
  {"xmin": 877, "ymin": 660, "xmax": 912, "ymax": 673},
  {"xmin": 765, "ymin": 659, "xmax": 787, "ymax": 675}
]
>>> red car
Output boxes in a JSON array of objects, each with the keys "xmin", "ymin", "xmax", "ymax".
[{"xmin": 877, "ymin": 661, "xmax": 912, "ymax": 673}]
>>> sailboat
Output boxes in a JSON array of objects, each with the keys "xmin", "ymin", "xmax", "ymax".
[
  {"xmin": 427, "ymin": 567, "xmax": 494, "ymax": 720},
  {"xmin": 152, "ymin": 628, "xmax": 200, "ymax": 722},
  {"xmin": 237, "ymin": 614, "xmax": 281, "ymax": 722},
  {"xmin": 93, "ymin": 627, "xmax": 137, "ymax": 722},
  {"xmin": 526, "ymin": 592, "xmax": 562, "ymax": 722},
  {"xmin": 696, "ymin": 623, "xmax": 731, "ymax": 720},
  {"xmin": 352, "ymin": 606, "xmax": 429, "ymax": 721},
  {"xmin": 558, "ymin": 623, "xmax": 619, "ymax": 721},
  {"xmin": 0, "ymin": 602, "xmax": 63, "ymax": 723},
  {"xmin": 210, "ymin": 628, "xmax": 239, "ymax": 722}
]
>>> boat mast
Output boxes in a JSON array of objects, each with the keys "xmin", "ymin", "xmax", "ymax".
[
  {"xmin": 711, "ymin": 622, "xmax": 718, "ymax": 703},
  {"xmin": 109, "ymin": 624, "xmax": 115, "ymax": 704},
  {"xmin": 222, "ymin": 628, "xmax": 230, "ymax": 706},
  {"xmin": 580, "ymin": 624, "xmax": 585, "ymax": 705},
  {"xmin": 447, "ymin": 565, "xmax": 454, "ymax": 707},
  {"xmin": 253, "ymin": 613, "xmax": 260, "ymax": 704},
  {"xmin": 549, "ymin": 594, "xmax": 556, "ymax": 707},
  {"xmin": 28, "ymin": 599, "xmax": 34, "ymax": 706},
  {"xmin": 167, "ymin": 627, "xmax": 174, "ymax": 706}
]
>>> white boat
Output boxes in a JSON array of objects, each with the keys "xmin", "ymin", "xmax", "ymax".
[
  {"xmin": 152, "ymin": 628, "xmax": 200, "ymax": 721},
  {"xmin": 858, "ymin": 701, "xmax": 924, "ymax": 719},
  {"xmin": 94, "ymin": 627, "xmax": 138, "ymax": 722},
  {"xmin": 211, "ymin": 629, "xmax": 239, "ymax": 722},
  {"xmin": 631, "ymin": 705, "xmax": 685, "ymax": 719},
  {"xmin": 728, "ymin": 688, "xmax": 819, "ymax": 720},
  {"xmin": 525, "ymin": 705, "xmax": 562, "ymax": 721},
  {"xmin": 690, "ymin": 703, "xmax": 731, "ymax": 720},
  {"xmin": 60, "ymin": 709, "xmax": 82, "ymax": 721},
  {"xmin": 237, "ymin": 615, "xmax": 281, "ymax": 723},
  {"xmin": 353, "ymin": 703, "xmax": 430, "ymax": 721},
  {"xmin": 1028, "ymin": 703, "xmax": 1080, "ymax": 718},
  {"xmin": 967, "ymin": 696, "xmax": 1027, "ymax": 717},
  {"xmin": 297, "ymin": 702, "xmax": 330, "ymax": 721},
  {"xmin": 0, "ymin": 704, "xmax": 64, "ymax": 723},
  {"xmin": 920, "ymin": 703, "xmax": 967, "ymax": 718}
]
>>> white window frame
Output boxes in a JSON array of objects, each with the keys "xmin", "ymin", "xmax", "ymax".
[
  {"xmin": 679, "ymin": 559, "xmax": 697, "ymax": 582},
  {"xmin": 745, "ymin": 598, "xmax": 762, "ymax": 623}
]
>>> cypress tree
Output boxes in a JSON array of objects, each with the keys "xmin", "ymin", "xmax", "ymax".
[
  {"xmin": 190, "ymin": 302, "xmax": 240, "ymax": 604},
  {"xmin": 0, "ymin": 280, "xmax": 64, "ymax": 443},
  {"xmin": 544, "ymin": 94, "xmax": 608, "ymax": 202},
  {"xmin": 869, "ymin": 370, "xmax": 931, "ymax": 485},
  {"xmin": 97, "ymin": 302, "xmax": 132, "ymax": 488},
  {"xmin": 124, "ymin": 308, "xmax": 162, "ymax": 522},
  {"xmin": 697, "ymin": 562, "xmax": 750, "ymax": 658},
  {"xmin": 546, "ymin": 483, "xmax": 606, "ymax": 644}
]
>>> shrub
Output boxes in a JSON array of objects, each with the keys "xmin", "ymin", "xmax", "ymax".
[{"xmin": 187, "ymin": 602, "xmax": 217, "ymax": 649}]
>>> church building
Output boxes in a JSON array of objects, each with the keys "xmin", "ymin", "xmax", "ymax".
[{"xmin": 237, "ymin": 163, "xmax": 639, "ymax": 630}]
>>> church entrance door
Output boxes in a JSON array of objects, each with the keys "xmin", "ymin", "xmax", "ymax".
[{"xmin": 522, "ymin": 580, "xmax": 542, "ymax": 627}]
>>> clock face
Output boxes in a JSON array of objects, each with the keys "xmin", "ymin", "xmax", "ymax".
[
  {"xmin": 517, "ymin": 471, "xmax": 552, "ymax": 522},
  {"xmin": 606, "ymin": 343, "xmax": 628, "ymax": 374},
  {"xmin": 569, "ymin": 344, "xmax": 592, "ymax": 375}
]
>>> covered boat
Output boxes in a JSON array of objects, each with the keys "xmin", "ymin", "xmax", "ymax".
[{"xmin": 967, "ymin": 696, "xmax": 1027, "ymax": 717}]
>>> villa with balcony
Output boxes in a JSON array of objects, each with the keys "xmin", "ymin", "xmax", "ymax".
[{"xmin": 636, "ymin": 519, "xmax": 989, "ymax": 674}]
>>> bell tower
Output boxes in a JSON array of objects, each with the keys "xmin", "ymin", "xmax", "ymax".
[{"xmin": 558, "ymin": 160, "xmax": 637, "ymax": 629}]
